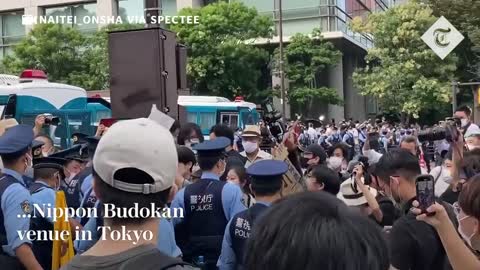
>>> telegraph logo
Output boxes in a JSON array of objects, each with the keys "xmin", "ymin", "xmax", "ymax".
[{"xmin": 422, "ymin": 16, "xmax": 464, "ymax": 60}]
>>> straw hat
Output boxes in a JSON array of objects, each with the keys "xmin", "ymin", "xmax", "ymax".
[
  {"xmin": 242, "ymin": 125, "xmax": 261, "ymax": 138},
  {"xmin": 337, "ymin": 177, "xmax": 377, "ymax": 206}
]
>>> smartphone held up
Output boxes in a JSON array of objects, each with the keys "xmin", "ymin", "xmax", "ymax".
[{"xmin": 415, "ymin": 175, "xmax": 435, "ymax": 215}]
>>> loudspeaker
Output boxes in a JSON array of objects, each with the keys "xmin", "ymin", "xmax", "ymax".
[
  {"xmin": 176, "ymin": 44, "xmax": 188, "ymax": 91},
  {"xmin": 108, "ymin": 27, "xmax": 178, "ymax": 120}
]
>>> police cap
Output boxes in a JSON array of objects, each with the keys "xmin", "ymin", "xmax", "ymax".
[
  {"xmin": 50, "ymin": 144, "xmax": 83, "ymax": 162},
  {"xmin": 193, "ymin": 137, "xmax": 230, "ymax": 157},
  {"xmin": 247, "ymin": 160, "xmax": 288, "ymax": 183},
  {"xmin": 33, "ymin": 157, "xmax": 66, "ymax": 171},
  {"xmin": 0, "ymin": 124, "xmax": 35, "ymax": 155},
  {"xmin": 32, "ymin": 140, "xmax": 45, "ymax": 159}
]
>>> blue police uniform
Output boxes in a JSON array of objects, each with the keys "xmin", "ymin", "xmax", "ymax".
[
  {"xmin": 29, "ymin": 157, "xmax": 66, "ymax": 270},
  {"xmin": 217, "ymin": 160, "xmax": 288, "ymax": 270},
  {"xmin": 78, "ymin": 185, "xmax": 98, "ymax": 226},
  {"xmin": 171, "ymin": 137, "xmax": 246, "ymax": 269},
  {"xmin": 0, "ymin": 125, "xmax": 36, "ymax": 268},
  {"xmin": 51, "ymin": 145, "xmax": 86, "ymax": 210},
  {"xmin": 77, "ymin": 136, "xmax": 99, "ymax": 200},
  {"xmin": 74, "ymin": 199, "xmax": 101, "ymax": 254}
]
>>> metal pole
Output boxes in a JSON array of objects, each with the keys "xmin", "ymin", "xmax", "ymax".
[
  {"xmin": 144, "ymin": 0, "xmax": 160, "ymax": 28},
  {"xmin": 278, "ymin": 0, "xmax": 286, "ymax": 121},
  {"xmin": 452, "ymin": 81, "xmax": 457, "ymax": 113}
]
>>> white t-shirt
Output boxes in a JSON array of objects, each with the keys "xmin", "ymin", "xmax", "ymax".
[{"xmin": 430, "ymin": 166, "xmax": 452, "ymax": 197}]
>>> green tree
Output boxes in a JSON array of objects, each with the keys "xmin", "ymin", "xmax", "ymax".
[
  {"xmin": 2, "ymin": 23, "xmax": 142, "ymax": 90},
  {"xmin": 351, "ymin": 1, "xmax": 458, "ymax": 122},
  {"xmin": 3, "ymin": 23, "xmax": 86, "ymax": 85},
  {"xmin": 275, "ymin": 29, "xmax": 342, "ymax": 116},
  {"xmin": 170, "ymin": 1, "xmax": 273, "ymax": 100},
  {"xmin": 68, "ymin": 23, "xmax": 142, "ymax": 90}
]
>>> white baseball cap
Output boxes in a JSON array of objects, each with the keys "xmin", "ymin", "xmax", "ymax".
[{"xmin": 93, "ymin": 118, "xmax": 178, "ymax": 194}]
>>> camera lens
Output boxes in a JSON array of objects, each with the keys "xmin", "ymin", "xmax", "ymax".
[{"xmin": 418, "ymin": 127, "xmax": 446, "ymax": 142}]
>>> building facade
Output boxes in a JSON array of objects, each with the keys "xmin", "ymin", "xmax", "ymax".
[{"xmin": 0, "ymin": 0, "xmax": 400, "ymax": 121}]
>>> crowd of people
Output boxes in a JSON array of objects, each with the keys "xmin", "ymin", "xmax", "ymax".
[{"xmin": 0, "ymin": 104, "xmax": 479, "ymax": 270}]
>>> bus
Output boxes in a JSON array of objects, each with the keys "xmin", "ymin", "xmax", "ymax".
[
  {"xmin": 178, "ymin": 95, "xmax": 259, "ymax": 136},
  {"xmin": 0, "ymin": 70, "xmax": 111, "ymax": 148}
]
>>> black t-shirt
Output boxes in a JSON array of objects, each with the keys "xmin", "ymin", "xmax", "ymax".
[
  {"xmin": 389, "ymin": 197, "xmax": 455, "ymax": 270},
  {"xmin": 377, "ymin": 195, "xmax": 400, "ymax": 227},
  {"xmin": 440, "ymin": 188, "xmax": 459, "ymax": 205}
]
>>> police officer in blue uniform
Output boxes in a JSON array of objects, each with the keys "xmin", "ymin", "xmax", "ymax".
[
  {"xmin": 23, "ymin": 140, "xmax": 45, "ymax": 188},
  {"xmin": 51, "ymin": 144, "xmax": 85, "ymax": 210},
  {"xmin": 77, "ymin": 136, "xmax": 99, "ymax": 198},
  {"xmin": 0, "ymin": 125, "xmax": 43, "ymax": 270},
  {"xmin": 73, "ymin": 137, "xmax": 100, "ymax": 227},
  {"xmin": 29, "ymin": 157, "xmax": 66, "ymax": 270},
  {"xmin": 217, "ymin": 160, "xmax": 288, "ymax": 270},
  {"xmin": 171, "ymin": 137, "xmax": 246, "ymax": 269}
]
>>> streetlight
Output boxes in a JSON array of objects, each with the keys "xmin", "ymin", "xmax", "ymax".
[{"xmin": 277, "ymin": 0, "xmax": 286, "ymax": 122}]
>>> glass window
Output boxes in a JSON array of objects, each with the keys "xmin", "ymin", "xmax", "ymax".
[
  {"xmin": 117, "ymin": 0, "xmax": 177, "ymax": 21},
  {"xmin": 117, "ymin": 0, "xmax": 144, "ymax": 21},
  {"xmin": 221, "ymin": 113, "xmax": 239, "ymax": 129},
  {"xmin": 0, "ymin": 11, "xmax": 25, "ymax": 61},
  {"xmin": 234, "ymin": 0, "xmax": 274, "ymax": 12},
  {"xmin": 94, "ymin": 110, "xmax": 112, "ymax": 125},
  {"xmin": 44, "ymin": 2, "xmax": 97, "ymax": 32},
  {"xmin": 198, "ymin": 112, "xmax": 216, "ymax": 131},
  {"xmin": 74, "ymin": 3, "xmax": 97, "ymax": 32},
  {"xmin": 162, "ymin": 0, "xmax": 177, "ymax": 16},
  {"xmin": 241, "ymin": 111, "xmax": 256, "ymax": 128},
  {"xmin": 187, "ymin": 112, "xmax": 197, "ymax": 123}
]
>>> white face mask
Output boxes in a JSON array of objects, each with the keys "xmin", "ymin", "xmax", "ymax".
[
  {"xmin": 458, "ymin": 216, "xmax": 480, "ymax": 251},
  {"xmin": 328, "ymin": 156, "xmax": 343, "ymax": 170},
  {"xmin": 461, "ymin": 118, "xmax": 469, "ymax": 128},
  {"xmin": 242, "ymin": 141, "xmax": 258, "ymax": 154},
  {"xmin": 441, "ymin": 168, "xmax": 453, "ymax": 184}
]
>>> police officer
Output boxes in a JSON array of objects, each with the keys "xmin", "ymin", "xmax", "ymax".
[
  {"xmin": 0, "ymin": 125, "xmax": 42, "ymax": 270},
  {"xmin": 171, "ymin": 137, "xmax": 246, "ymax": 269},
  {"xmin": 51, "ymin": 144, "xmax": 85, "ymax": 210},
  {"xmin": 29, "ymin": 157, "xmax": 66, "ymax": 270},
  {"xmin": 32, "ymin": 141, "xmax": 44, "ymax": 159},
  {"xmin": 77, "ymin": 136, "xmax": 99, "ymax": 197},
  {"xmin": 217, "ymin": 160, "xmax": 288, "ymax": 270},
  {"xmin": 23, "ymin": 140, "xmax": 45, "ymax": 188}
]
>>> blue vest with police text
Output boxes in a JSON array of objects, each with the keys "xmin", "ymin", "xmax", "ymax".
[
  {"xmin": 29, "ymin": 182, "xmax": 54, "ymax": 270},
  {"xmin": 181, "ymin": 178, "xmax": 227, "ymax": 264},
  {"xmin": 80, "ymin": 187, "xmax": 98, "ymax": 226},
  {"xmin": 61, "ymin": 178, "xmax": 81, "ymax": 210},
  {"xmin": 229, "ymin": 203, "xmax": 269, "ymax": 269},
  {"xmin": 0, "ymin": 174, "xmax": 21, "ymax": 254}
]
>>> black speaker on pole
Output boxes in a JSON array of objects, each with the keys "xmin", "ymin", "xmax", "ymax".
[{"xmin": 108, "ymin": 27, "xmax": 183, "ymax": 120}]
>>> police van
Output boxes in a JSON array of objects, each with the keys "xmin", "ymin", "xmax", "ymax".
[
  {"xmin": 178, "ymin": 95, "xmax": 260, "ymax": 136},
  {"xmin": 0, "ymin": 70, "xmax": 111, "ymax": 148}
]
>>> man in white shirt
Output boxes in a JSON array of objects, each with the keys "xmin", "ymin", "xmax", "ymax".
[
  {"xmin": 240, "ymin": 125, "xmax": 272, "ymax": 168},
  {"xmin": 454, "ymin": 105, "xmax": 479, "ymax": 138}
]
